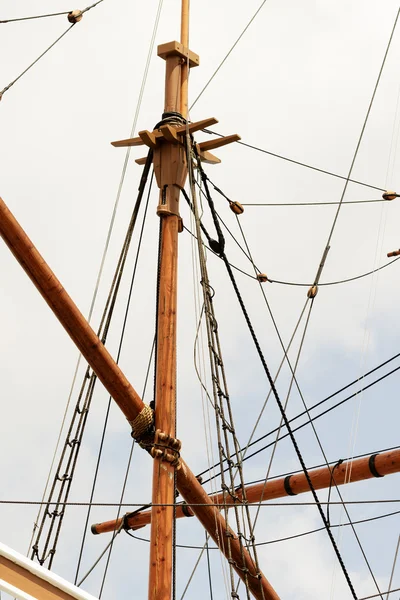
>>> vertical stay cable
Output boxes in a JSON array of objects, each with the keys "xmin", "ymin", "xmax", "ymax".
[
  {"xmin": 234, "ymin": 210, "xmax": 382, "ymax": 598},
  {"xmin": 386, "ymin": 534, "xmax": 400, "ymax": 600},
  {"xmin": 314, "ymin": 7, "xmax": 400, "ymax": 281},
  {"xmin": 74, "ymin": 171, "xmax": 154, "ymax": 586},
  {"xmin": 196, "ymin": 158, "xmax": 358, "ymax": 599},
  {"xmin": 28, "ymin": 0, "xmax": 164, "ymax": 561}
]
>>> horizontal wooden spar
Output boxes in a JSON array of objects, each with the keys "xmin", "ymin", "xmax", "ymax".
[
  {"xmin": 0, "ymin": 196, "xmax": 278, "ymax": 600},
  {"xmin": 0, "ymin": 197, "xmax": 145, "ymax": 424},
  {"xmin": 92, "ymin": 448, "xmax": 400, "ymax": 534}
]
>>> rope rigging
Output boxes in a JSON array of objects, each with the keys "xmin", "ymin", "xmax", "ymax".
[
  {"xmin": 0, "ymin": 1, "xmax": 104, "ymax": 24},
  {"xmin": 74, "ymin": 167, "xmax": 155, "ymax": 588},
  {"xmin": 30, "ymin": 151, "xmax": 153, "ymax": 571},
  {"xmin": 0, "ymin": 0, "xmax": 105, "ymax": 99},
  {"xmin": 202, "ymin": 130, "xmax": 386, "ymax": 193},
  {"xmin": 187, "ymin": 141, "xmax": 264, "ymax": 599},
  {"xmin": 199, "ymin": 353, "xmax": 400, "ymax": 485},
  {"xmin": 194, "ymin": 153, "xmax": 358, "ymax": 599},
  {"xmin": 193, "ymin": 175, "xmax": 400, "ymax": 288},
  {"xmin": 122, "ymin": 506, "xmax": 400, "ymax": 550}
]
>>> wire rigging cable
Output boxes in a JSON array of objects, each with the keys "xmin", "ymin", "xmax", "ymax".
[
  {"xmin": 242, "ymin": 199, "xmax": 385, "ymax": 206},
  {"xmin": 123, "ymin": 507, "xmax": 400, "ymax": 550},
  {"xmin": 74, "ymin": 168, "xmax": 155, "ymax": 586},
  {"xmin": 0, "ymin": 1, "xmax": 104, "ymax": 24},
  {"xmin": 196, "ymin": 156, "xmax": 358, "ymax": 599},
  {"xmin": 190, "ymin": 0, "xmax": 269, "ymax": 109},
  {"xmin": 203, "ymin": 130, "xmax": 386, "ymax": 192},
  {"xmin": 0, "ymin": 1, "xmax": 105, "ymax": 97}
]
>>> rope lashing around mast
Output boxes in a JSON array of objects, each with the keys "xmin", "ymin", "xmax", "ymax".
[{"xmin": 194, "ymin": 154, "xmax": 358, "ymax": 600}]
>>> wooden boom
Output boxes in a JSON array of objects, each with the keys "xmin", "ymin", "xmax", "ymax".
[
  {"xmin": 0, "ymin": 195, "xmax": 279, "ymax": 600},
  {"xmin": 92, "ymin": 448, "xmax": 400, "ymax": 533}
]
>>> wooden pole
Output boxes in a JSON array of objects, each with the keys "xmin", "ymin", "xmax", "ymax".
[
  {"xmin": 0, "ymin": 195, "xmax": 279, "ymax": 600},
  {"xmin": 148, "ymin": 209, "xmax": 179, "ymax": 600},
  {"xmin": 92, "ymin": 448, "xmax": 400, "ymax": 533},
  {"xmin": 147, "ymin": 8, "xmax": 186, "ymax": 595},
  {"xmin": 180, "ymin": 0, "xmax": 189, "ymax": 118}
]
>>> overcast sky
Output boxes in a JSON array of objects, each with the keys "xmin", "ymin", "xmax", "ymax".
[{"xmin": 1, "ymin": 1, "xmax": 400, "ymax": 599}]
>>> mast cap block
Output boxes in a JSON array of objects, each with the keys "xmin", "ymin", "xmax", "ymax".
[{"xmin": 157, "ymin": 41, "xmax": 199, "ymax": 68}]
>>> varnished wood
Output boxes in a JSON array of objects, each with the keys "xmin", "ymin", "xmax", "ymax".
[
  {"xmin": 197, "ymin": 148, "xmax": 221, "ymax": 164},
  {"xmin": 180, "ymin": 0, "xmax": 189, "ymax": 118},
  {"xmin": 176, "ymin": 461, "xmax": 280, "ymax": 600},
  {"xmin": 93, "ymin": 447, "xmax": 400, "ymax": 534},
  {"xmin": 112, "ymin": 118, "xmax": 218, "ymax": 151},
  {"xmin": 198, "ymin": 134, "xmax": 241, "ymax": 152},
  {"xmin": 157, "ymin": 41, "xmax": 199, "ymax": 68},
  {"xmin": 149, "ymin": 216, "xmax": 179, "ymax": 600},
  {"xmin": 0, "ymin": 197, "xmax": 144, "ymax": 424},
  {"xmin": 175, "ymin": 117, "xmax": 218, "ymax": 134},
  {"xmin": 139, "ymin": 130, "xmax": 158, "ymax": 149},
  {"xmin": 135, "ymin": 156, "xmax": 148, "ymax": 165},
  {"xmin": 111, "ymin": 136, "xmax": 144, "ymax": 147},
  {"xmin": 0, "ymin": 194, "xmax": 276, "ymax": 600},
  {"xmin": 160, "ymin": 124, "xmax": 179, "ymax": 143},
  {"xmin": 0, "ymin": 556, "xmax": 92, "ymax": 600}
]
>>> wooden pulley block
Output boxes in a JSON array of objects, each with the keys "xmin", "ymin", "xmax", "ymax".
[
  {"xmin": 256, "ymin": 273, "xmax": 268, "ymax": 283},
  {"xmin": 68, "ymin": 10, "xmax": 83, "ymax": 23},
  {"xmin": 307, "ymin": 285, "xmax": 318, "ymax": 298},
  {"xmin": 229, "ymin": 201, "xmax": 244, "ymax": 215},
  {"xmin": 383, "ymin": 190, "xmax": 398, "ymax": 201}
]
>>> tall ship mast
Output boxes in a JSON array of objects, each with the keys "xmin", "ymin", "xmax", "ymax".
[{"xmin": 1, "ymin": 1, "xmax": 400, "ymax": 599}]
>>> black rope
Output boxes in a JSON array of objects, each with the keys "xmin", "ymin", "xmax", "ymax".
[
  {"xmin": 198, "ymin": 355, "xmax": 400, "ymax": 483},
  {"xmin": 196, "ymin": 158, "xmax": 358, "ymax": 599},
  {"xmin": 203, "ymin": 130, "xmax": 385, "ymax": 193},
  {"xmin": 123, "ymin": 506, "xmax": 400, "ymax": 550}
]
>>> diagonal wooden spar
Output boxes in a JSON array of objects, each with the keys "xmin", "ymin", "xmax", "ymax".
[
  {"xmin": 0, "ymin": 194, "xmax": 279, "ymax": 600},
  {"xmin": 92, "ymin": 448, "xmax": 400, "ymax": 534}
]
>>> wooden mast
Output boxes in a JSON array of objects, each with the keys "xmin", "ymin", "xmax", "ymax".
[
  {"xmin": 0, "ymin": 2, "xmax": 277, "ymax": 596},
  {"xmin": 148, "ymin": 2, "xmax": 189, "ymax": 598}
]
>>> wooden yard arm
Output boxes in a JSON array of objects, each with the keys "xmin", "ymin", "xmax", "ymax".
[
  {"xmin": 0, "ymin": 196, "xmax": 279, "ymax": 600},
  {"xmin": 93, "ymin": 448, "xmax": 400, "ymax": 533}
]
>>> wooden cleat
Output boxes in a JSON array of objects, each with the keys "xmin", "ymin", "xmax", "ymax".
[
  {"xmin": 111, "ymin": 136, "xmax": 144, "ymax": 147},
  {"xmin": 160, "ymin": 124, "xmax": 179, "ymax": 143},
  {"xmin": 139, "ymin": 130, "xmax": 158, "ymax": 149},
  {"xmin": 197, "ymin": 148, "xmax": 221, "ymax": 165},
  {"xmin": 135, "ymin": 156, "xmax": 148, "ymax": 165},
  {"xmin": 198, "ymin": 134, "xmax": 241, "ymax": 153},
  {"xmin": 176, "ymin": 117, "xmax": 218, "ymax": 135}
]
